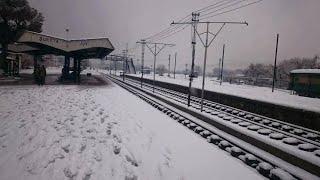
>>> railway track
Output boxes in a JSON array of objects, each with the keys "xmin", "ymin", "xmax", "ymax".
[
  {"xmin": 124, "ymin": 76, "xmax": 320, "ymax": 146},
  {"xmin": 106, "ymin": 74, "xmax": 320, "ymax": 179}
]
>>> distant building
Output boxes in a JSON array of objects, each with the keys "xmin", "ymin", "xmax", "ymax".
[
  {"xmin": 289, "ymin": 69, "xmax": 320, "ymax": 97},
  {"xmin": 141, "ymin": 68, "xmax": 151, "ymax": 74}
]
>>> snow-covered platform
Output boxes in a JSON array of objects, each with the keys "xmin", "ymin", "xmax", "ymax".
[
  {"xmin": 128, "ymin": 73, "xmax": 320, "ymax": 113},
  {"xmin": 0, "ymin": 82, "xmax": 262, "ymax": 179},
  {"xmin": 0, "ymin": 68, "xmax": 109, "ymax": 86}
]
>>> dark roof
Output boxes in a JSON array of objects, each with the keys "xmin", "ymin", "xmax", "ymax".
[{"xmin": 8, "ymin": 31, "xmax": 114, "ymax": 60}]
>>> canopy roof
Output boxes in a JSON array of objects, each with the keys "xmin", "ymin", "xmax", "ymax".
[{"xmin": 8, "ymin": 31, "xmax": 114, "ymax": 60}]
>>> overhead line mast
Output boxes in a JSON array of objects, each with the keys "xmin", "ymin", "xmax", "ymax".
[
  {"xmin": 137, "ymin": 41, "xmax": 175, "ymax": 92},
  {"xmin": 171, "ymin": 15, "xmax": 248, "ymax": 108},
  {"xmin": 136, "ymin": 40, "xmax": 146, "ymax": 88}
]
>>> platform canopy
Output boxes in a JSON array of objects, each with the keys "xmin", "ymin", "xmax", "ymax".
[{"xmin": 8, "ymin": 31, "xmax": 114, "ymax": 59}]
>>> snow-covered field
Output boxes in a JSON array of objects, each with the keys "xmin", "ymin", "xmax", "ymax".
[
  {"xmin": 0, "ymin": 83, "xmax": 262, "ymax": 180},
  {"xmin": 127, "ymin": 73, "xmax": 320, "ymax": 113}
]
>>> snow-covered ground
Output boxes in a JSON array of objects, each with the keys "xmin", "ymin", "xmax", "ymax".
[
  {"xmin": 127, "ymin": 73, "xmax": 320, "ymax": 113},
  {"xmin": 0, "ymin": 83, "xmax": 263, "ymax": 180}
]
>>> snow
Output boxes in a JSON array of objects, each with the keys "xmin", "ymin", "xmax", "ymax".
[
  {"xmin": 270, "ymin": 168, "xmax": 295, "ymax": 180},
  {"xmin": 282, "ymin": 138, "xmax": 299, "ymax": 145},
  {"xmin": 0, "ymin": 83, "xmax": 263, "ymax": 180},
  {"xmin": 298, "ymin": 143, "xmax": 317, "ymax": 152},
  {"xmin": 131, "ymin": 84, "xmax": 319, "ymax": 179},
  {"xmin": 127, "ymin": 73, "xmax": 320, "ymax": 113},
  {"xmin": 290, "ymin": 69, "xmax": 320, "ymax": 74}
]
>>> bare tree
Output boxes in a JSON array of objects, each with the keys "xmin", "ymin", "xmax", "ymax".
[{"xmin": 156, "ymin": 64, "xmax": 167, "ymax": 76}]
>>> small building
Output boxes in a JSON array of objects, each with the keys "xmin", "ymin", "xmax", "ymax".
[
  {"xmin": 141, "ymin": 68, "xmax": 151, "ymax": 74},
  {"xmin": 289, "ymin": 69, "xmax": 320, "ymax": 97}
]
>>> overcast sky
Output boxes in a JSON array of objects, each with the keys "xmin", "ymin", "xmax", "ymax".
[{"xmin": 28, "ymin": 0, "xmax": 320, "ymax": 70}]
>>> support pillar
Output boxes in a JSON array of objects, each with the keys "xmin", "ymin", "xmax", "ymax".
[
  {"xmin": 73, "ymin": 58, "xmax": 78, "ymax": 82},
  {"xmin": 16, "ymin": 55, "xmax": 20, "ymax": 76},
  {"xmin": 77, "ymin": 59, "xmax": 81, "ymax": 84},
  {"xmin": 33, "ymin": 55, "xmax": 38, "ymax": 69},
  {"xmin": 63, "ymin": 55, "xmax": 70, "ymax": 79}
]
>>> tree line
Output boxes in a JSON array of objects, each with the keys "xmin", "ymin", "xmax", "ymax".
[
  {"xmin": 243, "ymin": 55, "xmax": 319, "ymax": 81},
  {"xmin": 0, "ymin": 0, "xmax": 44, "ymax": 73}
]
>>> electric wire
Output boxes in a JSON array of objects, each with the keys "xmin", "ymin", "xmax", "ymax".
[
  {"xmin": 144, "ymin": 0, "xmax": 250, "ymax": 42},
  {"xmin": 200, "ymin": 0, "xmax": 264, "ymax": 20},
  {"xmin": 200, "ymin": 0, "xmax": 250, "ymax": 18},
  {"xmin": 140, "ymin": 0, "xmax": 263, "ymax": 45}
]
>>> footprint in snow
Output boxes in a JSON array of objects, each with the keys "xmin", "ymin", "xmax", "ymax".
[
  {"xmin": 19, "ymin": 123, "xmax": 26, "ymax": 128},
  {"xmin": 106, "ymin": 129, "xmax": 111, "ymax": 136},
  {"xmin": 125, "ymin": 154, "xmax": 139, "ymax": 167},
  {"xmin": 61, "ymin": 143, "xmax": 71, "ymax": 153},
  {"xmin": 63, "ymin": 167, "xmax": 78, "ymax": 179},
  {"xmin": 78, "ymin": 142, "xmax": 86, "ymax": 153},
  {"xmin": 25, "ymin": 162, "xmax": 38, "ymax": 175},
  {"xmin": 0, "ymin": 133, "xmax": 7, "ymax": 138},
  {"xmin": 113, "ymin": 144, "xmax": 121, "ymax": 155},
  {"xmin": 113, "ymin": 134, "xmax": 122, "ymax": 143},
  {"xmin": 44, "ymin": 152, "xmax": 65, "ymax": 168},
  {"xmin": 100, "ymin": 118, "xmax": 105, "ymax": 124},
  {"xmin": 86, "ymin": 128, "xmax": 97, "ymax": 134},
  {"xmin": 125, "ymin": 174, "xmax": 138, "ymax": 180},
  {"xmin": 93, "ymin": 150, "xmax": 102, "ymax": 162},
  {"xmin": 82, "ymin": 169, "xmax": 92, "ymax": 180}
]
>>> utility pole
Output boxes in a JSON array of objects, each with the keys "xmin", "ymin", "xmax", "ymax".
[
  {"xmin": 168, "ymin": 54, "xmax": 171, "ymax": 77},
  {"xmin": 200, "ymin": 22, "xmax": 210, "ymax": 112},
  {"xmin": 145, "ymin": 42, "xmax": 175, "ymax": 93},
  {"xmin": 109, "ymin": 59, "xmax": 111, "ymax": 74},
  {"xmin": 188, "ymin": 12, "xmax": 199, "ymax": 107},
  {"xmin": 130, "ymin": 58, "xmax": 136, "ymax": 74},
  {"xmin": 218, "ymin": 58, "xmax": 221, "ymax": 80},
  {"xmin": 114, "ymin": 57, "xmax": 117, "ymax": 75},
  {"xmin": 122, "ymin": 44, "xmax": 128, "ymax": 81},
  {"xmin": 272, "ymin": 34, "xmax": 279, "ymax": 92},
  {"xmin": 122, "ymin": 50, "xmax": 125, "ymax": 80},
  {"xmin": 136, "ymin": 40, "xmax": 146, "ymax": 88},
  {"xmin": 185, "ymin": 64, "xmax": 188, "ymax": 78},
  {"xmin": 172, "ymin": 14, "xmax": 248, "ymax": 107},
  {"xmin": 174, "ymin": 52, "xmax": 177, "ymax": 79},
  {"xmin": 220, "ymin": 44, "xmax": 225, "ymax": 86}
]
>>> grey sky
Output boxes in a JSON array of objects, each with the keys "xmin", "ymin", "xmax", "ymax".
[{"xmin": 28, "ymin": 0, "xmax": 320, "ymax": 70}]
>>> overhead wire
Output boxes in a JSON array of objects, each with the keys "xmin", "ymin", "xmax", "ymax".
[
  {"xmin": 200, "ymin": 0, "xmax": 250, "ymax": 18},
  {"xmin": 144, "ymin": 14, "xmax": 191, "ymax": 41},
  {"xmin": 195, "ymin": 0, "xmax": 237, "ymax": 14},
  {"xmin": 199, "ymin": 0, "xmax": 264, "ymax": 20},
  {"xmin": 140, "ymin": 0, "xmax": 263, "ymax": 44},
  {"xmin": 144, "ymin": 0, "xmax": 247, "ymax": 42},
  {"xmin": 151, "ymin": 24, "xmax": 189, "ymax": 42}
]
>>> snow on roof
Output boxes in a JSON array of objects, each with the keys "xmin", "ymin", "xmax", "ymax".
[{"xmin": 290, "ymin": 69, "xmax": 320, "ymax": 74}]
